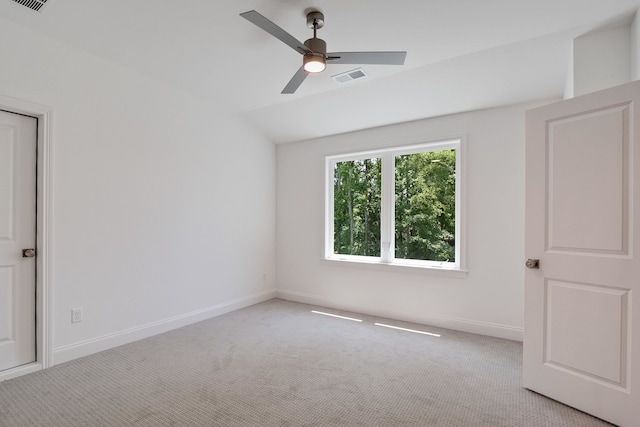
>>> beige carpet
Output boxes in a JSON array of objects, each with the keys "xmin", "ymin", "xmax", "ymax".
[{"xmin": 0, "ymin": 299, "xmax": 615, "ymax": 426}]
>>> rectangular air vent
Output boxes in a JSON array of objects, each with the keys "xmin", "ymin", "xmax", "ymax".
[
  {"xmin": 332, "ymin": 68, "xmax": 369, "ymax": 85},
  {"xmin": 11, "ymin": 0, "xmax": 48, "ymax": 12}
]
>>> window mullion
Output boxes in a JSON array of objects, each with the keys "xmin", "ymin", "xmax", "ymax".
[{"xmin": 380, "ymin": 152, "xmax": 395, "ymax": 263}]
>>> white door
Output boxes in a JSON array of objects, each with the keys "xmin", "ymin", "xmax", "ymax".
[
  {"xmin": 0, "ymin": 109, "xmax": 37, "ymax": 372},
  {"xmin": 524, "ymin": 80, "xmax": 640, "ymax": 426}
]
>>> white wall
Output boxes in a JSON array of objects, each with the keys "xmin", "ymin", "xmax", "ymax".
[
  {"xmin": 573, "ymin": 25, "xmax": 631, "ymax": 96},
  {"xmin": 276, "ymin": 100, "xmax": 556, "ymax": 341},
  {"xmin": 0, "ymin": 18, "xmax": 276, "ymax": 363},
  {"xmin": 632, "ymin": 9, "xmax": 640, "ymax": 81}
]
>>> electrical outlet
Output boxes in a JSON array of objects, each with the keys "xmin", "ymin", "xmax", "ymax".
[{"xmin": 71, "ymin": 308, "xmax": 83, "ymax": 323}]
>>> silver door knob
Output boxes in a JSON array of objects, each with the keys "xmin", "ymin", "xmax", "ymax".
[
  {"xmin": 525, "ymin": 259, "xmax": 539, "ymax": 269},
  {"xmin": 22, "ymin": 249, "xmax": 35, "ymax": 258}
]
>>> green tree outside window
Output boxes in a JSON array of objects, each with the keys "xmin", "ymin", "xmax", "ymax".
[{"xmin": 332, "ymin": 148, "xmax": 456, "ymax": 263}]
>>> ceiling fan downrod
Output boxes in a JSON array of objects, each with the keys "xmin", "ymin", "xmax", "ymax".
[
  {"xmin": 303, "ymin": 11, "xmax": 327, "ymax": 73},
  {"xmin": 304, "ymin": 11, "xmax": 326, "ymax": 56}
]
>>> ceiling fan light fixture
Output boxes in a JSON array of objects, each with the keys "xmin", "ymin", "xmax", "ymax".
[{"xmin": 303, "ymin": 53, "xmax": 326, "ymax": 73}]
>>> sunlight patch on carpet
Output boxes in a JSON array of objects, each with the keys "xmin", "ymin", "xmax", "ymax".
[
  {"xmin": 311, "ymin": 310, "xmax": 363, "ymax": 322},
  {"xmin": 375, "ymin": 322, "xmax": 441, "ymax": 337}
]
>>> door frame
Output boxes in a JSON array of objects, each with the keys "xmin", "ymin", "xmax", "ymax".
[{"xmin": 0, "ymin": 95, "xmax": 53, "ymax": 381}]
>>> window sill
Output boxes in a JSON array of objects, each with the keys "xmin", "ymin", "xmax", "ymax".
[{"xmin": 322, "ymin": 256, "xmax": 468, "ymax": 278}]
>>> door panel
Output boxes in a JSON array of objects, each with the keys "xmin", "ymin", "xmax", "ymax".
[
  {"xmin": 525, "ymin": 81, "xmax": 640, "ymax": 427},
  {"xmin": 0, "ymin": 110, "xmax": 37, "ymax": 372},
  {"xmin": 0, "ymin": 268, "xmax": 13, "ymax": 341},
  {"xmin": 545, "ymin": 280, "xmax": 628, "ymax": 387},
  {"xmin": 547, "ymin": 104, "xmax": 629, "ymax": 254}
]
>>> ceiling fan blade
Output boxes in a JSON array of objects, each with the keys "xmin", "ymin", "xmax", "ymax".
[
  {"xmin": 240, "ymin": 10, "xmax": 310, "ymax": 55},
  {"xmin": 282, "ymin": 67, "xmax": 308, "ymax": 94},
  {"xmin": 327, "ymin": 51, "xmax": 407, "ymax": 65}
]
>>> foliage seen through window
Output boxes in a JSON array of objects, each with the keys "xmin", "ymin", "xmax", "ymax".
[{"xmin": 332, "ymin": 148, "xmax": 456, "ymax": 263}]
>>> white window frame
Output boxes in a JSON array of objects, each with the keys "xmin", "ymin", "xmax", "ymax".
[{"xmin": 325, "ymin": 137, "xmax": 466, "ymax": 275}]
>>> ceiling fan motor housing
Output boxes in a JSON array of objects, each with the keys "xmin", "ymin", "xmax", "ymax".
[{"xmin": 304, "ymin": 37, "xmax": 326, "ymax": 54}]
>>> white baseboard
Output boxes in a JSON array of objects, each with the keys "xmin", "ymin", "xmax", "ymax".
[
  {"xmin": 276, "ymin": 289, "xmax": 524, "ymax": 341},
  {"xmin": 53, "ymin": 290, "xmax": 276, "ymax": 365}
]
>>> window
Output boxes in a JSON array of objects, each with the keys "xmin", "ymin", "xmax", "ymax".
[{"xmin": 325, "ymin": 138, "xmax": 465, "ymax": 272}]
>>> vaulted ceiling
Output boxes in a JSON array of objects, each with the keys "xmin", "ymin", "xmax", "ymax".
[{"xmin": 1, "ymin": 0, "xmax": 639, "ymax": 143}]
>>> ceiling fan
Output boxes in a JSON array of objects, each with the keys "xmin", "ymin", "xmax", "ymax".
[{"xmin": 240, "ymin": 10, "xmax": 407, "ymax": 94}]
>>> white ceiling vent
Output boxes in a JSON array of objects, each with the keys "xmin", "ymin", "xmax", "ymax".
[
  {"xmin": 332, "ymin": 68, "xmax": 369, "ymax": 85},
  {"xmin": 11, "ymin": 0, "xmax": 49, "ymax": 12}
]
